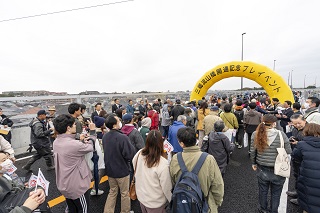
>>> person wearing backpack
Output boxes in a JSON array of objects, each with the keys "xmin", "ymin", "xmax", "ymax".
[
  {"xmin": 170, "ymin": 127, "xmax": 224, "ymax": 213},
  {"xmin": 234, "ymin": 100, "xmax": 245, "ymax": 149}
]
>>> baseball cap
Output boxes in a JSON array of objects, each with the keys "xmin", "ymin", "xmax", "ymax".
[
  {"xmin": 37, "ymin": 110, "xmax": 46, "ymax": 116},
  {"xmin": 210, "ymin": 106, "xmax": 219, "ymax": 111},
  {"xmin": 122, "ymin": 113, "xmax": 133, "ymax": 121}
]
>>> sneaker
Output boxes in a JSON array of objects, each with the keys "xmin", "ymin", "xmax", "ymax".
[
  {"xmin": 235, "ymin": 142, "xmax": 239, "ymax": 146},
  {"xmin": 22, "ymin": 165, "xmax": 31, "ymax": 171},
  {"xmin": 290, "ymin": 198, "xmax": 298, "ymax": 205},
  {"xmin": 286, "ymin": 190, "xmax": 298, "ymax": 198},
  {"xmin": 238, "ymin": 145, "xmax": 242, "ymax": 149},
  {"xmin": 47, "ymin": 166, "xmax": 55, "ymax": 171},
  {"xmin": 90, "ymin": 189, "xmax": 104, "ymax": 196}
]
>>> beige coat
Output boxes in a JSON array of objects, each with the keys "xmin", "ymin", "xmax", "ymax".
[
  {"xmin": 197, "ymin": 109, "xmax": 210, "ymax": 130},
  {"xmin": 170, "ymin": 146, "xmax": 224, "ymax": 213},
  {"xmin": 203, "ymin": 112, "xmax": 222, "ymax": 135},
  {"xmin": 133, "ymin": 150, "xmax": 172, "ymax": 208}
]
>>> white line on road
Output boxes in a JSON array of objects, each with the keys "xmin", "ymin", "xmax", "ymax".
[
  {"xmin": 16, "ymin": 155, "xmax": 33, "ymax": 161},
  {"xmin": 278, "ymin": 177, "xmax": 289, "ymax": 213}
]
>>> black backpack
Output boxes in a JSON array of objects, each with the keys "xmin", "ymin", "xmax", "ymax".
[
  {"xmin": 234, "ymin": 110, "xmax": 244, "ymax": 125},
  {"xmin": 171, "ymin": 152, "xmax": 209, "ymax": 213}
]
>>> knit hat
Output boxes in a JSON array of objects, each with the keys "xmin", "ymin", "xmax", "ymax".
[
  {"xmin": 94, "ymin": 116, "xmax": 105, "ymax": 128},
  {"xmin": 141, "ymin": 117, "xmax": 151, "ymax": 128}
]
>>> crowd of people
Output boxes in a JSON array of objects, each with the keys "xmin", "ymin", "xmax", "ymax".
[{"xmin": 1, "ymin": 91, "xmax": 320, "ymax": 212}]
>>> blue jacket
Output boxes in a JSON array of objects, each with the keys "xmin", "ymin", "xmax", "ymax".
[
  {"xmin": 126, "ymin": 104, "xmax": 135, "ymax": 115},
  {"xmin": 168, "ymin": 121, "xmax": 185, "ymax": 153},
  {"xmin": 292, "ymin": 136, "xmax": 320, "ymax": 213}
]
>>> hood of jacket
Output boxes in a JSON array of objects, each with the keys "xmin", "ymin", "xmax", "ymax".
[
  {"xmin": 208, "ymin": 132, "xmax": 228, "ymax": 142},
  {"xmin": 162, "ymin": 104, "xmax": 168, "ymax": 112},
  {"xmin": 121, "ymin": 124, "xmax": 135, "ymax": 136},
  {"xmin": 304, "ymin": 136, "xmax": 320, "ymax": 148},
  {"xmin": 29, "ymin": 117, "xmax": 42, "ymax": 127},
  {"xmin": 247, "ymin": 109, "xmax": 259, "ymax": 117},
  {"xmin": 172, "ymin": 121, "xmax": 184, "ymax": 127},
  {"xmin": 266, "ymin": 128, "xmax": 278, "ymax": 146},
  {"xmin": 234, "ymin": 106, "xmax": 243, "ymax": 111}
]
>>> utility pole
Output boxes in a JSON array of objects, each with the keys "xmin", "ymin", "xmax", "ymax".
[
  {"xmin": 291, "ymin": 70, "xmax": 293, "ymax": 89},
  {"xmin": 288, "ymin": 72, "xmax": 290, "ymax": 86},
  {"xmin": 304, "ymin": 75, "xmax": 306, "ymax": 89},
  {"xmin": 273, "ymin": 60, "xmax": 276, "ymax": 71}
]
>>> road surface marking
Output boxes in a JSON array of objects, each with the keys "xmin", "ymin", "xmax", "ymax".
[
  {"xmin": 16, "ymin": 155, "xmax": 33, "ymax": 161},
  {"xmin": 48, "ymin": 176, "xmax": 108, "ymax": 207}
]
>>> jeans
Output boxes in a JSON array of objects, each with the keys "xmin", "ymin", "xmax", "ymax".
[
  {"xmin": 257, "ymin": 165, "xmax": 286, "ymax": 213},
  {"xmin": 161, "ymin": 126, "xmax": 169, "ymax": 138}
]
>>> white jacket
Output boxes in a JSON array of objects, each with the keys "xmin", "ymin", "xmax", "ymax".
[
  {"xmin": 132, "ymin": 149, "xmax": 172, "ymax": 208},
  {"xmin": 0, "ymin": 135, "xmax": 14, "ymax": 157}
]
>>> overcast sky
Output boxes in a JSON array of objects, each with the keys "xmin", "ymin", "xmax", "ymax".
[{"xmin": 1, "ymin": 0, "xmax": 319, "ymax": 94}]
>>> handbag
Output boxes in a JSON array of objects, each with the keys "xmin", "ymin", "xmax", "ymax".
[
  {"xmin": 129, "ymin": 152, "xmax": 141, "ymax": 200},
  {"xmin": 243, "ymin": 133, "xmax": 248, "ymax": 148},
  {"xmin": 274, "ymin": 130, "xmax": 291, "ymax": 178}
]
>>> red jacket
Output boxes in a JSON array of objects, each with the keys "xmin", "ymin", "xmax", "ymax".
[{"xmin": 148, "ymin": 110, "xmax": 159, "ymax": 130}]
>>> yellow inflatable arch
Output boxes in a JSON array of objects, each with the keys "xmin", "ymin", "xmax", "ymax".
[{"xmin": 190, "ymin": 61, "xmax": 294, "ymax": 103}]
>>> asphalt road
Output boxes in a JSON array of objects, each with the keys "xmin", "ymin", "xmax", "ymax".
[{"xmin": 14, "ymin": 146, "xmax": 302, "ymax": 213}]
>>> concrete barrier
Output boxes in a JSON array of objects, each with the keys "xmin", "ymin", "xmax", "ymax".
[{"xmin": 11, "ymin": 126, "xmax": 31, "ymax": 155}]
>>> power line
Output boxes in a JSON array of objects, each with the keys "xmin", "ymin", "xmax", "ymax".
[{"xmin": 0, "ymin": 0, "xmax": 134, "ymax": 23}]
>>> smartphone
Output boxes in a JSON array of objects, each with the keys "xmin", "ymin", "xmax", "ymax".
[{"xmin": 289, "ymin": 137, "xmax": 297, "ymax": 142}]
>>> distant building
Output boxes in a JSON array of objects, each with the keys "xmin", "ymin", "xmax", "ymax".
[
  {"xmin": 2, "ymin": 90, "xmax": 67, "ymax": 97},
  {"xmin": 79, "ymin": 91, "xmax": 100, "ymax": 95}
]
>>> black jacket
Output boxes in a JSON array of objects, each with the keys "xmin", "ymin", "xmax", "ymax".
[
  {"xmin": 292, "ymin": 136, "xmax": 320, "ymax": 213},
  {"xmin": 102, "ymin": 129, "xmax": 135, "ymax": 178},
  {"xmin": 171, "ymin": 105, "xmax": 185, "ymax": 121},
  {"xmin": 112, "ymin": 104, "xmax": 122, "ymax": 114},
  {"xmin": 0, "ymin": 115, "xmax": 13, "ymax": 127},
  {"xmin": 279, "ymin": 108, "xmax": 294, "ymax": 128},
  {"xmin": 138, "ymin": 105, "xmax": 146, "ymax": 116},
  {"xmin": 29, "ymin": 118, "xmax": 51, "ymax": 149}
]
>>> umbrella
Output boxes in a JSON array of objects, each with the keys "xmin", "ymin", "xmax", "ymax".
[{"xmin": 89, "ymin": 138, "xmax": 100, "ymax": 195}]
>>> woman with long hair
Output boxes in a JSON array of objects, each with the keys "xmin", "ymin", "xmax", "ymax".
[
  {"xmin": 132, "ymin": 130, "xmax": 172, "ymax": 213},
  {"xmin": 250, "ymin": 114, "xmax": 292, "ymax": 213},
  {"xmin": 196, "ymin": 101, "xmax": 210, "ymax": 148}
]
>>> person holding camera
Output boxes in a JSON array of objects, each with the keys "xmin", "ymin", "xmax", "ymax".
[{"xmin": 53, "ymin": 114, "xmax": 96, "ymax": 213}]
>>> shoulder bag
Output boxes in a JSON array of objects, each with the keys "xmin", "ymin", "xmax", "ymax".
[
  {"xmin": 274, "ymin": 130, "xmax": 291, "ymax": 178},
  {"xmin": 129, "ymin": 152, "xmax": 141, "ymax": 200}
]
